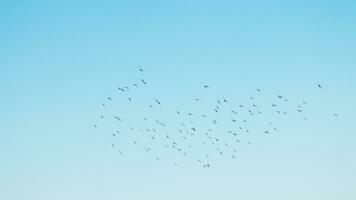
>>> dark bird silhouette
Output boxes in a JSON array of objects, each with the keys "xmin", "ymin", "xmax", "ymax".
[
  {"xmin": 140, "ymin": 79, "xmax": 147, "ymax": 85},
  {"xmin": 154, "ymin": 98, "xmax": 161, "ymax": 105},
  {"xmin": 107, "ymin": 97, "xmax": 112, "ymax": 101},
  {"xmin": 204, "ymin": 85, "xmax": 209, "ymax": 89},
  {"xmin": 317, "ymin": 83, "xmax": 322, "ymax": 89}
]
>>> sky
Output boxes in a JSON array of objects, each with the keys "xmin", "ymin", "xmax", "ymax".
[{"xmin": 1, "ymin": 1, "xmax": 356, "ymax": 200}]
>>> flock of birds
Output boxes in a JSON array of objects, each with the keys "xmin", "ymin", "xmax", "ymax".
[{"xmin": 93, "ymin": 67, "xmax": 338, "ymax": 168}]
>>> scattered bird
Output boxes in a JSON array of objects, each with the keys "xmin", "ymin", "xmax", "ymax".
[{"xmin": 140, "ymin": 79, "xmax": 147, "ymax": 85}]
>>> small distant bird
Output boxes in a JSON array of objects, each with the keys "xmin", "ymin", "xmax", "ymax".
[
  {"xmin": 317, "ymin": 83, "xmax": 322, "ymax": 89},
  {"xmin": 118, "ymin": 87, "xmax": 125, "ymax": 92},
  {"xmin": 93, "ymin": 124, "xmax": 97, "ymax": 128},
  {"xmin": 154, "ymin": 98, "xmax": 161, "ymax": 105},
  {"xmin": 257, "ymin": 88, "xmax": 261, "ymax": 92},
  {"xmin": 140, "ymin": 79, "xmax": 147, "ymax": 85},
  {"xmin": 139, "ymin": 68, "xmax": 144, "ymax": 72},
  {"xmin": 128, "ymin": 98, "xmax": 132, "ymax": 102},
  {"xmin": 204, "ymin": 85, "xmax": 209, "ymax": 89},
  {"xmin": 333, "ymin": 113, "xmax": 338, "ymax": 117},
  {"xmin": 133, "ymin": 83, "xmax": 138, "ymax": 88},
  {"xmin": 107, "ymin": 97, "xmax": 112, "ymax": 101}
]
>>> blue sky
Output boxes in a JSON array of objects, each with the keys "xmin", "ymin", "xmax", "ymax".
[{"xmin": 1, "ymin": 1, "xmax": 356, "ymax": 200}]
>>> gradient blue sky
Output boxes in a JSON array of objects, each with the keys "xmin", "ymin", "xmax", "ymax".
[{"xmin": 1, "ymin": 1, "xmax": 356, "ymax": 200}]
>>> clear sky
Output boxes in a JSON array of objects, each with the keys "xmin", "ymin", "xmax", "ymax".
[{"xmin": 1, "ymin": 1, "xmax": 356, "ymax": 200}]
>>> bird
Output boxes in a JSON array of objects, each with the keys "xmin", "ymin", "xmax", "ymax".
[
  {"xmin": 107, "ymin": 97, "xmax": 112, "ymax": 101},
  {"xmin": 204, "ymin": 85, "xmax": 209, "ymax": 89},
  {"xmin": 140, "ymin": 79, "xmax": 147, "ymax": 85},
  {"xmin": 317, "ymin": 83, "xmax": 322, "ymax": 89},
  {"xmin": 139, "ymin": 68, "xmax": 144, "ymax": 72},
  {"xmin": 154, "ymin": 98, "xmax": 161, "ymax": 105}
]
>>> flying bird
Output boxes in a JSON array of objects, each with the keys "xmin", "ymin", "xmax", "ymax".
[{"xmin": 140, "ymin": 79, "xmax": 147, "ymax": 85}]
